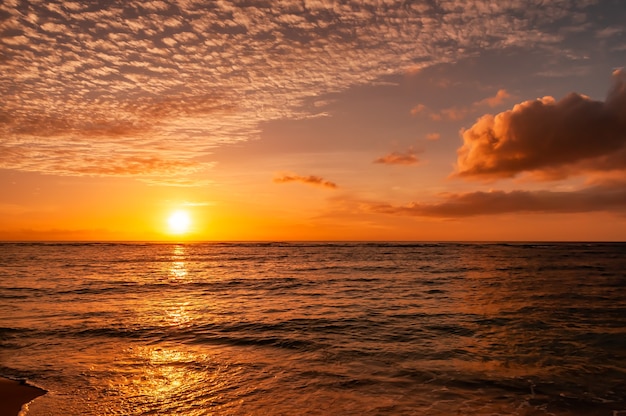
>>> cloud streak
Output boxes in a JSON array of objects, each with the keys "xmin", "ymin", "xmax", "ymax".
[
  {"xmin": 367, "ymin": 183, "xmax": 626, "ymax": 218},
  {"xmin": 455, "ymin": 71, "xmax": 626, "ymax": 180},
  {"xmin": 412, "ymin": 89, "xmax": 513, "ymax": 122},
  {"xmin": 274, "ymin": 174, "xmax": 338, "ymax": 189},
  {"xmin": 374, "ymin": 149, "xmax": 419, "ymax": 165}
]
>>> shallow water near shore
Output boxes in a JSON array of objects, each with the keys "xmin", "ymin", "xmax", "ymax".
[{"xmin": 1, "ymin": 242, "xmax": 625, "ymax": 415}]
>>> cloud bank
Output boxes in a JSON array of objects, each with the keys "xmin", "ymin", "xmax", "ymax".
[
  {"xmin": 455, "ymin": 71, "xmax": 626, "ymax": 180},
  {"xmin": 367, "ymin": 182, "xmax": 626, "ymax": 218}
]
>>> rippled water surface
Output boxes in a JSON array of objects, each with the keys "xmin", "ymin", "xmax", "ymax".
[{"xmin": 1, "ymin": 242, "xmax": 625, "ymax": 415}]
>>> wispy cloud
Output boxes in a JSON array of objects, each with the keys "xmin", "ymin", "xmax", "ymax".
[
  {"xmin": 455, "ymin": 71, "xmax": 626, "ymax": 180},
  {"xmin": 410, "ymin": 104, "xmax": 427, "ymax": 116},
  {"xmin": 412, "ymin": 89, "xmax": 513, "ymax": 121},
  {"xmin": 0, "ymin": 0, "xmax": 600, "ymax": 180},
  {"xmin": 182, "ymin": 201, "xmax": 214, "ymax": 207},
  {"xmin": 374, "ymin": 149, "xmax": 419, "ymax": 165},
  {"xmin": 141, "ymin": 178, "xmax": 214, "ymax": 187},
  {"xmin": 474, "ymin": 89, "xmax": 512, "ymax": 108},
  {"xmin": 273, "ymin": 173, "xmax": 338, "ymax": 189}
]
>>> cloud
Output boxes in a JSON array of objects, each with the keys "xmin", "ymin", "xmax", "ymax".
[
  {"xmin": 426, "ymin": 133, "xmax": 441, "ymax": 141},
  {"xmin": 475, "ymin": 89, "xmax": 511, "ymax": 108},
  {"xmin": 410, "ymin": 104, "xmax": 426, "ymax": 116},
  {"xmin": 140, "ymin": 178, "xmax": 214, "ymax": 187},
  {"xmin": 412, "ymin": 89, "xmax": 512, "ymax": 121},
  {"xmin": 0, "ymin": 142, "xmax": 208, "ymax": 178},
  {"xmin": 366, "ymin": 182, "xmax": 626, "ymax": 218},
  {"xmin": 273, "ymin": 173, "xmax": 338, "ymax": 189},
  {"xmin": 455, "ymin": 71, "xmax": 626, "ymax": 180},
  {"xmin": 0, "ymin": 1, "xmax": 614, "ymax": 180},
  {"xmin": 66, "ymin": 156, "xmax": 203, "ymax": 176},
  {"xmin": 429, "ymin": 107, "xmax": 468, "ymax": 122},
  {"xmin": 374, "ymin": 149, "xmax": 419, "ymax": 165}
]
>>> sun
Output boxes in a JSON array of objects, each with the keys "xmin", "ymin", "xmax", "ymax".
[{"xmin": 167, "ymin": 210, "xmax": 192, "ymax": 235}]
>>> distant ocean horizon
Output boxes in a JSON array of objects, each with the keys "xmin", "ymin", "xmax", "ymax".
[
  {"xmin": 3, "ymin": 239, "xmax": 626, "ymax": 242},
  {"xmin": 1, "ymin": 241, "xmax": 625, "ymax": 415}
]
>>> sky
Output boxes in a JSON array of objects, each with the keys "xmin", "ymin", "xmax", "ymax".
[{"xmin": 1, "ymin": 0, "xmax": 625, "ymax": 241}]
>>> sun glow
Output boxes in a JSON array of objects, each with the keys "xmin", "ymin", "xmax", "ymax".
[{"xmin": 167, "ymin": 210, "xmax": 192, "ymax": 235}]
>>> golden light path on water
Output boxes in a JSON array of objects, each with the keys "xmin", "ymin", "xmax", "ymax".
[
  {"xmin": 118, "ymin": 245, "xmax": 224, "ymax": 415},
  {"xmin": 118, "ymin": 244, "xmax": 285, "ymax": 415},
  {"xmin": 169, "ymin": 245, "xmax": 188, "ymax": 281},
  {"xmin": 112, "ymin": 244, "xmax": 344, "ymax": 415},
  {"xmin": 116, "ymin": 245, "xmax": 530, "ymax": 414}
]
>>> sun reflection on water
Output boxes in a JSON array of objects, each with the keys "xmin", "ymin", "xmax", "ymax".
[
  {"xmin": 165, "ymin": 303, "xmax": 193, "ymax": 327},
  {"xmin": 122, "ymin": 347, "xmax": 209, "ymax": 416},
  {"xmin": 169, "ymin": 244, "xmax": 188, "ymax": 280}
]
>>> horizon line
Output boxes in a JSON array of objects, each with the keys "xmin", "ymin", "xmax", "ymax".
[{"xmin": 1, "ymin": 240, "xmax": 624, "ymax": 244}]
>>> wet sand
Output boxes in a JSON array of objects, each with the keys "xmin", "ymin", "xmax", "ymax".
[{"xmin": 0, "ymin": 377, "xmax": 46, "ymax": 416}]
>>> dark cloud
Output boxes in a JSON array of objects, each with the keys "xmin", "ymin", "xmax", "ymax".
[
  {"xmin": 367, "ymin": 182, "xmax": 626, "ymax": 218},
  {"xmin": 273, "ymin": 173, "xmax": 337, "ymax": 189},
  {"xmin": 455, "ymin": 71, "xmax": 626, "ymax": 180},
  {"xmin": 374, "ymin": 149, "xmax": 419, "ymax": 165}
]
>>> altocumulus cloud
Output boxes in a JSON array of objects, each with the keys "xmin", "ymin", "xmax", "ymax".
[
  {"xmin": 0, "ymin": 0, "xmax": 608, "ymax": 180},
  {"xmin": 455, "ymin": 70, "xmax": 626, "ymax": 180}
]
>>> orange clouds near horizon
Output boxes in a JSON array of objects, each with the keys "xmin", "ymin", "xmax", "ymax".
[{"xmin": 366, "ymin": 183, "xmax": 626, "ymax": 218}]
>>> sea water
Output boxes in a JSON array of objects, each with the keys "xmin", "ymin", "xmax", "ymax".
[{"xmin": 0, "ymin": 242, "xmax": 625, "ymax": 415}]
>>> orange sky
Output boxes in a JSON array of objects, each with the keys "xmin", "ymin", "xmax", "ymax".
[{"xmin": 1, "ymin": 1, "xmax": 626, "ymax": 241}]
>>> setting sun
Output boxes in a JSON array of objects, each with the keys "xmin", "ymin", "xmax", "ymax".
[{"xmin": 167, "ymin": 210, "xmax": 191, "ymax": 235}]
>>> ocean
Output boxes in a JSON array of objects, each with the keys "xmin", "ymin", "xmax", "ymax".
[{"xmin": 1, "ymin": 242, "xmax": 625, "ymax": 415}]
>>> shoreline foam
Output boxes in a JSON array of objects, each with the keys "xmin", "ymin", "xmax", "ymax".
[{"xmin": 0, "ymin": 377, "xmax": 46, "ymax": 416}]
